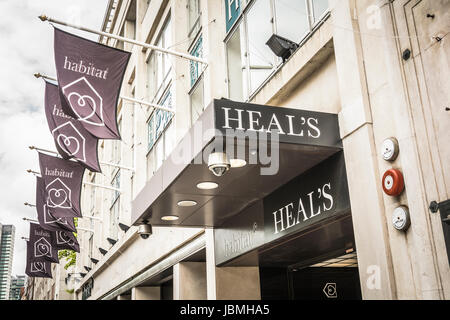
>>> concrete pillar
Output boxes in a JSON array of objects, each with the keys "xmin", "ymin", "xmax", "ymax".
[
  {"xmin": 117, "ymin": 294, "xmax": 131, "ymax": 300},
  {"xmin": 132, "ymin": 287, "xmax": 161, "ymax": 300},
  {"xmin": 330, "ymin": 0, "xmax": 396, "ymax": 299},
  {"xmin": 206, "ymin": 229, "xmax": 261, "ymax": 300},
  {"xmin": 215, "ymin": 267, "xmax": 261, "ymax": 300},
  {"xmin": 173, "ymin": 262, "xmax": 207, "ymax": 300}
]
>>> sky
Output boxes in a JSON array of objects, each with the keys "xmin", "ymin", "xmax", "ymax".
[{"xmin": 0, "ymin": 0, "xmax": 108, "ymax": 276}]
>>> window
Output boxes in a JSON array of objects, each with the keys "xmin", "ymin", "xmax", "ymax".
[
  {"xmin": 190, "ymin": 77, "xmax": 204, "ymax": 124},
  {"xmin": 275, "ymin": 0, "xmax": 309, "ymax": 43},
  {"xmin": 148, "ymin": 88, "xmax": 173, "ymax": 151},
  {"xmin": 112, "ymin": 119, "xmax": 122, "ymax": 164},
  {"xmin": 188, "ymin": 0, "xmax": 201, "ymax": 38},
  {"xmin": 109, "ymin": 200, "xmax": 119, "ymax": 240},
  {"xmin": 146, "ymin": 86, "xmax": 174, "ymax": 178},
  {"xmin": 88, "ymin": 235, "xmax": 94, "ymax": 267},
  {"xmin": 225, "ymin": 0, "xmax": 329, "ymax": 100},
  {"xmin": 90, "ymin": 181, "xmax": 96, "ymax": 212},
  {"xmin": 190, "ymin": 35, "xmax": 203, "ymax": 87},
  {"xmin": 111, "ymin": 170, "xmax": 121, "ymax": 206},
  {"xmin": 110, "ymin": 170, "xmax": 121, "ymax": 240},
  {"xmin": 148, "ymin": 115, "xmax": 155, "ymax": 151},
  {"xmin": 146, "ymin": 16, "xmax": 173, "ymax": 163},
  {"xmin": 130, "ymin": 88, "xmax": 136, "ymax": 173},
  {"xmin": 226, "ymin": 23, "xmax": 246, "ymax": 101},
  {"xmin": 189, "ymin": 34, "xmax": 205, "ymax": 124},
  {"xmin": 146, "ymin": 17, "xmax": 172, "ymax": 103},
  {"xmin": 147, "ymin": 52, "xmax": 158, "ymax": 101},
  {"xmin": 311, "ymin": 0, "xmax": 329, "ymax": 23}
]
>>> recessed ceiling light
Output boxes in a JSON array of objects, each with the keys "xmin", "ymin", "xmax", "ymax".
[
  {"xmin": 196, "ymin": 182, "xmax": 218, "ymax": 190},
  {"xmin": 177, "ymin": 200, "xmax": 197, "ymax": 207},
  {"xmin": 161, "ymin": 215, "xmax": 179, "ymax": 221},
  {"xmin": 230, "ymin": 159, "xmax": 247, "ymax": 168}
]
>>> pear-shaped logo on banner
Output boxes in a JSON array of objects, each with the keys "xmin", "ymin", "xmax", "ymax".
[
  {"xmin": 31, "ymin": 262, "xmax": 46, "ymax": 273},
  {"xmin": 43, "ymin": 204, "xmax": 69, "ymax": 226},
  {"xmin": 52, "ymin": 121, "xmax": 87, "ymax": 162},
  {"xmin": 34, "ymin": 237, "xmax": 53, "ymax": 258},
  {"xmin": 46, "ymin": 178, "xmax": 72, "ymax": 209},
  {"xmin": 62, "ymin": 77, "xmax": 104, "ymax": 127},
  {"xmin": 56, "ymin": 231, "xmax": 75, "ymax": 246}
]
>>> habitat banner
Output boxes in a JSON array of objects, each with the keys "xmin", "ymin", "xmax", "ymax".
[
  {"xmin": 53, "ymin": 27, "xmax": 131, "ymax": 140},
  {"xmin": 54, "ymin": 230, "xmax": 80, "ymax": 253},
  {"xmin": 38, "ymin": 152, "xmax": 85, "ymax": 219},
  {"xmin": 28, "ymin": 223, "xmax": 59, "ymax": 263},
  {"xmin": 36, "ymin": 176, "xmax": 77, "ymax": 233},
  {"xmin": 44, "ymin": 81, "xmax": 101, "ymax": 173},
  {"xmin": 25, "ymin": 241, "xmax": 52, "ymax": 278}
]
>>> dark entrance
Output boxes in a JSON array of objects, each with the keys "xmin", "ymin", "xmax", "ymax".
[
  {"xmin": 258, "ymin": 214, "xmax": 362, "ymax": 300},
  {"xmin": 289, "ymin": 266, "xmax": 361, "ymax": 300},
  {"xmin": 260, "ymin": 263, "xmax": 362, "ymax": 300}
]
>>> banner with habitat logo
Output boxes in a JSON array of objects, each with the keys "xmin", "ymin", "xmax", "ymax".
[
  {"xmin": 28, "ymin": 223, "xmax": 59, "ymax": 263},
  {"xmin": 38, "ymin": 152, "xmax": 85, "ymax": 219},
  {"xmin": 44, "ymin": 81, "xmax": 101, "ymax": 173},
  {"xmin": 53, "ymin": 27, "xmax": 130, "ymax": 140},
  {"xmin": 36, "ymin": 176, "xmax": 77, "ymax": 233},
  {"xmin": 25, "ymin": 241, "xmax": 52, "ymax": 278}
]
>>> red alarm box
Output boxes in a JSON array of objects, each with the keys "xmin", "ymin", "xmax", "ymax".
[{"xmin": 382, "ymin": 169, "xmax": 405, "ymax": 196}]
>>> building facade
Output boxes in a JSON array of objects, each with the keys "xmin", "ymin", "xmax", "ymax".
[
  {"xmin": 64, "ymin": 0, "xmax": 449, "ymax": 300},
  {"xmin": 9, "ymin": 275, "xmax": 25, "ymax": 300},
  {"xmin": 0, "ymin": 224, "xmax": 15, "ymax": 300}
]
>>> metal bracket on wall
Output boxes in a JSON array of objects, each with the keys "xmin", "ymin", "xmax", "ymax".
[
  {"xmin": 429, "ymin": 199, "xmax": 450, "ymax": 220},
  {"xmin": 429, "ymin": 199, "xmax": 450, "ymax": 265},
  {"xmin": 429, "ymin": 200, "xmax": 450, "ymax": 224}
]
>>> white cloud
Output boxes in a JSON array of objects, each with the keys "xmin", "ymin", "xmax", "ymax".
[{"xmin": 0, "ymin": 0, "xmax": 108, "ymax": 276}]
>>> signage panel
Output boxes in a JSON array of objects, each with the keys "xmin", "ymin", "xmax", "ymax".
[
  {"xmin": 215, "ymin": 201, "xmax": 265, "ymax": 266},
  {"xmin": 263, "ymin": 152, "xmax": 350, "ymax": 243},
  {"xmin": 214, "ymin": 152, "xmax": 351, "ymax": 265},
  {"xmin": 213, "ymin": 99, "xmax": 342, "ymax": 149}
]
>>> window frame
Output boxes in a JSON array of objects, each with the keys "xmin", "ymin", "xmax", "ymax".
[
  {"xmin": 189, "ymin": 73, "xmax": 205, "ymax": 126},
  {"xmin": 145, "ymin": 14, "xmax": 173, "ymax": 105},
  {"xmin": 109, "ymin": 169, "xmax": 121, "ymax": 240},
  {"xmin": 224, "ymin": 0, "xmax": 330, "ymax": 101},
  {"xmin": 189, "ymin": 33, "xmax": 204, "ymax": 88},
  {"xmin": 187, "ymin": 0, "xmax": 202, "ymax": 40},
  {"xmin": 146, "ymin": 83, "xmax": 174, "ymax": 154}
]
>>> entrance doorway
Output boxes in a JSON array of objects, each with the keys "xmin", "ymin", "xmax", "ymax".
[
  {"xmin": 289, "ymin": 252, "xmax": 361, "ymax": 300},
  {"xmin": 260, "ymin": 251, "xmax": 362, "ymax": 300},
  {"xmin": 258, "ymin": 213, "xmax": 362, "ymax": 300}
]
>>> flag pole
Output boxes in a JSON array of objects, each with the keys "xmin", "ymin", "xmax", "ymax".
[
  {"xmin": 22, "ymin": 210, "xmax": 102, "ymax": 222},
  {"xmin": 34, "ymin": 73, "xmax": 174, "ymax": 113},
  {"xmin": 34, "ymin": 73, "xmax": 56, "ymax": 82},
  {"xmin": 38, "ymin": 15, "xmax": 208, "ymax": 65},
  {"xmin": 83, "ymin": 215, "xmax": 103, "ymax": 222},
  {"xmin": 26, "ymin": 169, "xmax": 122, "ymax": 193},
  {"xmin": 29, "ymin": 145, "xmax": 135, "ymax": 172},
  {"xmin": 24, "ymin": 202, "xmax": 36, "ymax": 208},
  {"xmin": 120, "ymin": 95, "xmax": 174, "ymax": 113},
  {"xmin": 84, "ymin": 182, "xmax": 121, "ymax": 193}
]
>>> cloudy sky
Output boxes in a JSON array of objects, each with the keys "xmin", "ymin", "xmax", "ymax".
[{"xmin": 0, "ymin": 0, "xmax": 108, "ymax": 276}]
